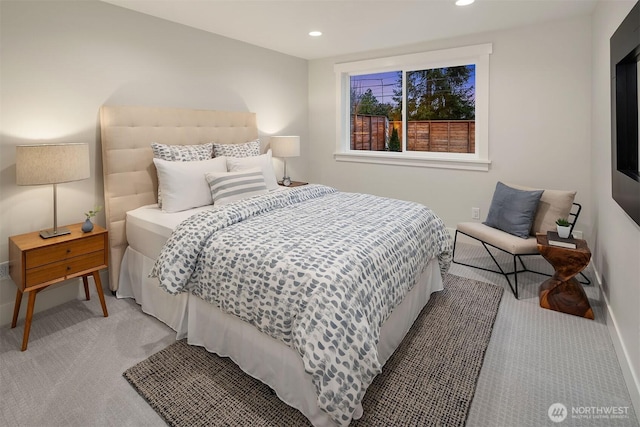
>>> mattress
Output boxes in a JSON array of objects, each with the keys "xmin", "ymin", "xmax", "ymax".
[
  {"xmin": 126, "ymin": 190, "xmax": 287, "ymax": 259},
  {"xmin": 126, "ymin": 204, "xmax": 214, "ymax": 260},
  {"xmin": 119, "ymin": 198, "xmax": 287, "ymax": 335},
  {"xmin": 118, "ymin": 204, "xmax": 215, "ymax": 335}
]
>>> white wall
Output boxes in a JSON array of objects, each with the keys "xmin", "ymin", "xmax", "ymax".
[
  {"xmin": 590, "ymin": 0, "xmax": 640, "ymax": 411},
  {"xmin": 308, "ymin": 2, "xmax": 639, "ymax": 411},
  {"xmin": 0, "ymin": 0, "xmax": 308, "ymax": 325},
  {"xmin": 308, "ymin": 16, "xmax": 592, "ymax": 236}
]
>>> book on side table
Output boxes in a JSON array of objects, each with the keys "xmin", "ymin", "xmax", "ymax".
[{"xmin": 547, "ymin": 231, "xmax": 577, "ymax": 249}]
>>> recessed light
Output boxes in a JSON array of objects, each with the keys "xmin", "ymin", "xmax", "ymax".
[
  {"xmin": 455, "ymin": 0, "xmax": 475, "ymax": 5},
  {"xmin": 309, "ymin": 31, "xmax": 322, "ymax": 37}
]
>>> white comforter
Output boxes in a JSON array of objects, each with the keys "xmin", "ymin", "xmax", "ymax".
[{"xmin": 151, "ymin": 185, "xmax": 452, "ymax": 426}]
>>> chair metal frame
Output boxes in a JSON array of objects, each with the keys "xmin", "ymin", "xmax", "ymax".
[{"xmin": 452, "ymin": 202, "xmax": 590, "ymax": 299}]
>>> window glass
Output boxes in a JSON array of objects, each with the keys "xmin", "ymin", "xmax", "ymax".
[
  {"xmin": 334, "ymin": 43, "xmax": 492, "ymax": 171},
  {"xmin": 405, "ymin": 65, "xmax": 475, "ymax": 153},
  {"xmin": 350, "ymin": 72, "xmax": 401, "ymax": 151}
]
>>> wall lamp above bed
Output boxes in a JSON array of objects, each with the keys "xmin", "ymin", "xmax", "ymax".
[{"xmin": 270, "ymin": 135, "xmax": 300, "ymax": 186}]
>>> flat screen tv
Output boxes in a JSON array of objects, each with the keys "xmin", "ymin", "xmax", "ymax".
[{"xmin": 611, "ymin": 1, "xmax": 640, "ymax": 227}]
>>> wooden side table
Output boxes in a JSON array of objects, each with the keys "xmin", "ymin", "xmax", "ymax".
[
  {"xmin": 278, "ymin": 181, "xmax": 308, "ymax": 187},
  {"xmin": 536, "ymin": 234, "xmax": 593, "ymax": 319},
  {"xmin": 9, "ymin": 223, "xmax": 109, "ymax": 350}
]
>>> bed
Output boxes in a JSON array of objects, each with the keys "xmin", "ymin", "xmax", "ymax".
[{"xmin": 100, "ymin": 105, "xmax": 452, "ymax": 427}]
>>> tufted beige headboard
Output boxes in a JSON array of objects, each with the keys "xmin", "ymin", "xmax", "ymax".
[{"xmin": 99, "ymin": 105, "xmax": 258, "ymax": 291}]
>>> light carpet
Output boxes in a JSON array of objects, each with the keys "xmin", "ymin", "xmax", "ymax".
[{"xmin": 123, "ymin": 274, "xmax": 503, "ymax": 426}]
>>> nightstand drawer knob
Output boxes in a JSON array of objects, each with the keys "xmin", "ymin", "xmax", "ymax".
[
  {"xmin": 66, "ymin": 266, "xmax": 71, "ymax": 271},
  {"xmin": 66, "ymin": 249, "xmax": 71, "ymax": 254}
]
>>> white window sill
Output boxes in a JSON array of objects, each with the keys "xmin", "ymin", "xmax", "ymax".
[{"xmin": 334, "ymin": 151, "xmax": 491, "ymax": 171}]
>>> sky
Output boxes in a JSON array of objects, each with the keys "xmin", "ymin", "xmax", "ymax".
[
  {"xmin": 350, "ymin": 66, "xmax": 476, "ymax": 107},
  {"xmin": 351, "ymin": 71, "xmax": 400, "ymax": 106}
]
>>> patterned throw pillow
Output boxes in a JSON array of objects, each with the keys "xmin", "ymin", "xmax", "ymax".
[
  {"xmin": 151, "ymin": 142, "xmax": 214, "ymax": 207},
  {"xmin": 212, "ymin": 139, "xmax": 261, "ymax": 158},
  {"xmin": 205, "ymin": 168, "xmax": 268, "ymax": 206}
]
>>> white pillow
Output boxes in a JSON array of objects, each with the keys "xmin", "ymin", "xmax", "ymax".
[
  {"xmin": 205, "ymin": 168, "xmax": 268, "ymax": 206},
  {"xmin": 213, "ymin": 139, "xmax": 261, "ymax": 158},
  {"xmin": 153, "ymin": 157, "xmax": 227, "ymax": 213},
  {"xmin": 226, "ymin": 149, "xmax": 279, "ymax": 190},
  {"xmin": 151, "ymin": 142, "xmax": 214, "ymax": 208}
]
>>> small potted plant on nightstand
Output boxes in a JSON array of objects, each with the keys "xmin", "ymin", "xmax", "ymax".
[
  {"xmin": 556, "ymin": 218, "xmax": 571, "ymax": 238},
  {"xmin": 82, "ymin": 206, "xmax": 102, "ymax": 233}
]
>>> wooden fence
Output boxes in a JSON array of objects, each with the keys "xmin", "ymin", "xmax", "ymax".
[
  {"xmin": 394, "ymin": 120, "xmax": 475, "ymax": 153},
  {"xmin": 351, "ymin": 115, "xmax": 387, "ymax": 151},
  {"xmin": 351, "ymin": 115, "xmax": 475, "ymax": 153}
]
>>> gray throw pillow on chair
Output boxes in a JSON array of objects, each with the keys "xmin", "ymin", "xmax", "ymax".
[{"xmin": 483, "ymin": 181, "xmax": 544, "ymax": 239}]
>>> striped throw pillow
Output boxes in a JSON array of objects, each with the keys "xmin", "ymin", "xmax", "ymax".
[{"xmin": 205, "ymin": 168, "xmax": 268, "ymax": 206}]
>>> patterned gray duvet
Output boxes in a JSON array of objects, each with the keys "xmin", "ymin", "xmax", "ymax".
[{"xmin": 151, "ymin": 184, "xmax": 452, "ymax": 426}]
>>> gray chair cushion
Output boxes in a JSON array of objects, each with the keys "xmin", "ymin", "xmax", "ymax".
[{"xmin": 483, "ymin": 181, "xmax": 543, "ymax": 239}]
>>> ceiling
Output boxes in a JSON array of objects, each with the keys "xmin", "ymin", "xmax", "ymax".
[{"xmin": 101, "ymin": 0, "xmax": 598, "ymax": 60}]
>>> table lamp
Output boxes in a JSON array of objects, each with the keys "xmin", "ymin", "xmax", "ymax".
[
  {"xmin": 270, "ymin": 136, "xmax": 300, "ymax": 186},
  {"xmin": 16, "ymin": 143, "xmax": 90, "ymax": 238}
]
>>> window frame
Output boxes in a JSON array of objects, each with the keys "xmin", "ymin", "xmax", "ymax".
[{"xmin": 334, "ymin": 43, "xmax": 492, "ymax": 171}]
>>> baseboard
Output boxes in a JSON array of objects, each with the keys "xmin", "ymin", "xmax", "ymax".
[{"xmin": 591, "ymin": 265, "xmax": 640, "ymax": 416}]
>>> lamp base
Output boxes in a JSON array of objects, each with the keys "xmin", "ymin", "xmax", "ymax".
[{"xmin": 39, "ymin": 227, "xmax": 71, "ymax": 239}]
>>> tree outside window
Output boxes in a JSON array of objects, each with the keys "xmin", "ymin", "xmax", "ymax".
[{"xmin": 350, "ymin": 65, "xmax": 476, "ymax": 154}]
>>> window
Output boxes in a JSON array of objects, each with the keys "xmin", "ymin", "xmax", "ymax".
[{"xmin": 335, "ymin": 43, "xmax": 492, "ymax": 171}]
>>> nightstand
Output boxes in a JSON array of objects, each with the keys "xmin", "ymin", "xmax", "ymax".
[
  {"xmin": 536, "ymin": 233, "xmax": 593, "ymax": 319},
  {"xmin": 9, "ymin": 223, "xmax": 109, "ymax": 350},
  {"xmin": 278, "ymin": 181, "xmax": 308, "ymax": 187}
]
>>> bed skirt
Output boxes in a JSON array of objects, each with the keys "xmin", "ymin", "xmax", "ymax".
[
  {"xmin": 117, "ymin": 247, "xmax": 189, "ymax": 338},
  {"xmin": 118, "ymin": 245, "xmax": 443, "ymax": 426}
]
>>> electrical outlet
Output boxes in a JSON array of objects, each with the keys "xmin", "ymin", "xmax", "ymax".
[
  {"xmin": 0, "ymin": 261, "xmax": 9, "ymax": 280},
  {"xmin": 471, "ymin": 207, "xmax": 480, "ymax": 220}
]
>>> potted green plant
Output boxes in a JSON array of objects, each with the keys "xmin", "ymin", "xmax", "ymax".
[
  {"xmin": 82, "ymin": 206, "xmax": 102, "ymax": 233},
  {"xmin": 556, "ymin": 218, "xmax": 571, "ymax": 238}
]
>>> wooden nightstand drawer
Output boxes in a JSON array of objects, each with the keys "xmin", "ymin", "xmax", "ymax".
[
  {"xmin": 25, "ymin": 235, "xmax": 104, "ymax": 269},
  {"xmin": 25, "ymin": 250, "xmax": 106, "ymax": 288}
]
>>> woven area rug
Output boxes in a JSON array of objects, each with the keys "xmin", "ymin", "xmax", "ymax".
[{"xmin": 123, "ymin": 274, "xmax": 503, "ymax": 426}]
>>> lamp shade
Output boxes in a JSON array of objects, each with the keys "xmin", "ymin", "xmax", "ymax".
[
  {"xmin": 270, "ymin": 136, "xmax": 300, "ymax": 158},
  {"xmin": 16, "ymin": 143, "xmax": 90, "ymax": 186}
]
